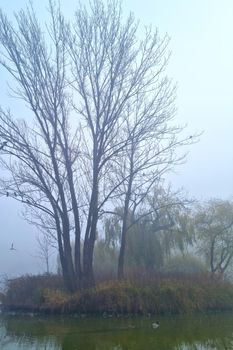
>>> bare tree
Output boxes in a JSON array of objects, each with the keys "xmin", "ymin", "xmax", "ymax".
[
  {"xmin": 67, "ymin": 0, "xmax": 197, "ymax": 285},
  {"xmin": 36, "ymin": 232, "xmax": 55, "ymax": 274},
  {"xmin": 0, "ymin": 2, "xmax": 82, "ymax": 292},
  {"xmin": 0, "ymin": 0, "xmax": 196, "ymax": 289},
  {"xmin": 114, "ymin": 102, "xmax": 194, "ymax": 278}
]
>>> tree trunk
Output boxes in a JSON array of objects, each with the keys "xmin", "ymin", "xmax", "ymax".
[
  {"xmin": 83, "ymin": 241, "xmax": 94, "ymax": 288},
  {"xmin": 83, "ymin": 164, "xmax": 98, "ymax": 288},
  {"xmin": 58, "ymin": 245, "xmax": 77, "ymax": 292},
  {"xmin": 118, "ymin": 175, "xmax": 133, "ymax": 280},
  {"xmin": 118, "ymin": 208, "xmax": 129, "ymax": 279},
  {"xmin": 74, "ymin": 235, "xmax": 82, "ymax": 288},
  {"xmin": 57, "ymin": 224, "xmax": 77, "ymax": 293}
]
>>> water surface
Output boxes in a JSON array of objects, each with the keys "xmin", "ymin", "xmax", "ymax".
[{"xmin": 1, "ymin": 312, "xmax": 233, "ymax": 349}]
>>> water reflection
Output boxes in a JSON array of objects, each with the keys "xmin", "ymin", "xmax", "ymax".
[{"xmin": 1, "ymin": 313, "xmax": 233, "ymax": 349}]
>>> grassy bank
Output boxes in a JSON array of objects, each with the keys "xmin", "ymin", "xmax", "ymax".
[{"xmin": 2, "ymin": 274, "xmax": 233, "ymax": 315}]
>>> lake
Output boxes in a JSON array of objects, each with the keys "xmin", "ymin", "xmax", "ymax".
[{"xmin": 0, "ymin": 312, "xmax": 233, "ymax": 349}]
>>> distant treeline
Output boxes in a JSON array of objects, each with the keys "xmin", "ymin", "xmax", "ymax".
[{"xmin": 89, "ymin": 198, "xmax": 233, "ymax": 281}]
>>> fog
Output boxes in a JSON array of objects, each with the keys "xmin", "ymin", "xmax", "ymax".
[{"xmin": 0, "ymin": 0, "xmax": 232, "ymax": 277}]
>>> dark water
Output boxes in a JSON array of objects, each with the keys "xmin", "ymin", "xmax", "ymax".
[{"xmin": 1, "ymin": 312, "xmax": 233, "ymax": 349}]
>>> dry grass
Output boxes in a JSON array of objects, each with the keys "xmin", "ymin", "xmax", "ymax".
[{"xmin": 3, "ymin": 272, "xmax": 233, "ymax": 315}]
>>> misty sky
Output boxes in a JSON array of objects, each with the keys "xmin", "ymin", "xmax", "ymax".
[{"xmin": 0, "ymin": 0, "xmax": 232, "ymax": 277}]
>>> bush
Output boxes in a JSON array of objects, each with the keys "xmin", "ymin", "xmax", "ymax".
[
  {"xmin": 4, "ymin": 274, "xmax": 64, "ymax": 310},
  {"xmin": 3, "ymin": 273, "xmax": 233, "ymax": 315}
]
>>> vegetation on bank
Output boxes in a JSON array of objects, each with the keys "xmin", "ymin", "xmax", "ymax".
[
  {"xmin": 2, "ymin": 273, "xmax": 233, "ymax": 316},
  {"xmin": 0, "ymin": 0, "xmax": 232, "ymax": 301}
]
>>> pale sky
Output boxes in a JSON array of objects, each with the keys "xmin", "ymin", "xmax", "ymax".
[{"xmin": 0, "ymin": 0, "xmax": 232, "ymax": 277}]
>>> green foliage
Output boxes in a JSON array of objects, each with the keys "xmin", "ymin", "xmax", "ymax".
[
  {"xmin": 126, "ymin": 219, "xmax": 164, "ymax": 270},
  {"xmin": 163, "ymin": 254, "xmax": 207, "ymax": 275},
  {"xmin": 195, "ymin": 199, "xmax": 233, "ymax": 275},
  {"xmin": 160, "ymin": 209, "xmax": 195, "ymax": 259},
  {"xmin": 94, "ymin": 240, "xmax": 118, "ymax": 277},
  {"xmin": 102, "ymin": 197, "xmax": 194, "ymax": 274},
  {"xmin": 104, "ymin": 213, "xmax": 122, "ymax": 249}
]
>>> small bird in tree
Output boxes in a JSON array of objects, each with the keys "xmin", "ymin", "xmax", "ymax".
[
  {"xmin": 0, "ymin": 141, "xmax": 7, "ymax": 150},
  {"xmin": 6, "ymin": 192, "xmax": 9, "ymax": 197},
  {"xmin": 10, "ymin": 243, "xmax": 16, "ymax": 251}
]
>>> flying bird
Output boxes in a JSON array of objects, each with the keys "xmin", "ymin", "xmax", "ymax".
[{"xmin": 10, "ymin": 243, "xmax": 16, "ymax": 251}]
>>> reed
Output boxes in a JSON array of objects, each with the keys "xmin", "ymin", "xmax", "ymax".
[{"xmin": 3, "ymin": 273, "xmax": 233, "ymax": 315}]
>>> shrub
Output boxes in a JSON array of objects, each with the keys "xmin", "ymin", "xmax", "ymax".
[
  {"xmin": 3, "ymin": 272, "xmax": 233, "ymax": 316},
  {"xmin": 4, "ymin": 274, "xmax": 64, "ymax": 310}
]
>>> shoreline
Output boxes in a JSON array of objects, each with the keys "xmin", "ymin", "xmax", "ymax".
[{"xmin": 2, "ymin": 274, "xmax": 233, "ymax": 316}]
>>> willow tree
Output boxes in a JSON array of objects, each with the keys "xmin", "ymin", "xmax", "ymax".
[
  {"xmin": 0, "ymin": 0, "xmax": 192, "ymax": 290},
  {"xmin": 113, "ymin": 95, "xmax": 194, "ymax": 278},
  {"xmin": 195, "ymin": 200, "xmax": 233, "ymax": 278}
]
